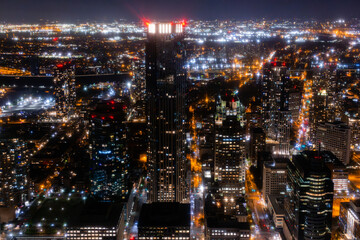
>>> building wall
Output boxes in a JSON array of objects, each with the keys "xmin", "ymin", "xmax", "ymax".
[
  {"xmin": 138, "ymin": 226, "xmax": 190, "ymax": 240},
  {"xmin": 284, "ymin": 154, "xmax": 333, "ymax": 240},
  {"xmin": 66, "ymin": 227, "xmax": 117, "ymax": 240},
  {"xmin": 262, "ymin": 163, "xmax": 287, "ymax": 200},
  {"xmin": 89, "ymin": 102, "xmax": 129, "ymax": 201},
  {"xmin": 214, "ymin": 94, "xmax": 246, "ymax": 214},
  {"xmin": 53, "ymin": 65, "xmax": 76, "ymax": 120},
  {"xmin": 317, "ymin": 122, "xmax": 351, "ymax": 165},
  {"xmin": 206, "ymin": 228, "xmax": 250, "ymax": 240},
  {"xmin": 146, "ymin": 24, "xmax": 188, "ymax": 203}
]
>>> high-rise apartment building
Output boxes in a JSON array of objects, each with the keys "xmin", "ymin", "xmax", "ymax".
[
  {"xmin": 273, "ymin": 110, "xmax": 291, "ymax": 157},
  {"xmin": 0, "ymin": 139, "xmax": 30, "ymax": 208},
  {"xmin": 262, "ymin": 63, "xmax": 291, "ymax": 157},
  {"xmin": 89, "ymin": 100, "xmax": 129, "ymax": 201},
  {"xmin": 288, "ymin": 90, "xmax": 302, "ymax": 123},
  {"xmin": 284, "ymin": 151, "xmax": 333, "ymax": 240},
  {"xmin": 214, "ymin": 93, "xmax": 246, "ymax": 214},
  {"xmin": 0, "ymin": 123, "xmax": 51, "ymax": 214},
  {"xmin": 145, "ymin": 22, "xmax": 188, "ymax": 203},
  {"xmin": 53, "ymin": 63, "xmax": 76, "ymax": 120},
  {"xmin": 316, "ymin": 121, "xmax": 351, "ymax": 165},
  {"xmin": 248, "ymin": 127, "xmax": 265, "ymax": 164},
  {"xmin": 262, "ymin": 158, "xmax": 288, "ymax": 200}
]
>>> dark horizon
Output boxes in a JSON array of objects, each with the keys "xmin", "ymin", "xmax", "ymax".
[{"xmin": 0, "ymin": 0, "xmax": 359, "ymax": 23}]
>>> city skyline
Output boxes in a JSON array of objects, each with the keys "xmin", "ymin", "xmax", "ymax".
[
  {"xmin": 0, "ymin": 0, "xmax": 359, "ymax": 23},
  {"xmin": 1, "ymin": 4, "xmax": 360, "ymax": 239}
]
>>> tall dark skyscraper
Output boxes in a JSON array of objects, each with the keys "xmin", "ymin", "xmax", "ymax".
[
  {"xmin": 284, "ymin": 151, "xmax": 333, "ymax": 240},
  {"xmin": 214, "ymin": 92, "xmax": 246, "ymax": 214},
  {"xmin": 145, "ymin": 22, "xmax": 188, "ymax": 203},
  {"xmin": 89, "ymin": 100, "xmax": 129, "ymax": 201},
  {"xmin": 262, "ymin": 62, "xmax": 291, "ymax": 156}
]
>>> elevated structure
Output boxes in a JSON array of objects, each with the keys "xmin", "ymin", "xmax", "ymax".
[
  {"xmin": 214, "ymin": 92, "xmax": 246, "ymax": 214},
  {"xmin": 89, "ymin": 100, "xmax": 129, "ymax": 201},
  {"xmin": 53, "ymin": 63, "xmax": 76, "ymax": 120},
  {"xmin": 145, "ymin": 21, "xmax": 188, "ymax": 203},
  {"xmin": 284, "ymin": 151, "xmax": 333, "ymax": 240}
]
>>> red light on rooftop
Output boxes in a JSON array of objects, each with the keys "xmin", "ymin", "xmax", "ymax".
[
  {"xmin": 110, "ymin": 116, "xmax": 114, "ymax": 119},
  {"xmin": 101, "ymin": 116, "xmax": 105, "ymax": 120},
  {"xmin": 56, "ymin": 64, "xmax": 64, "ymax": 68},
  {"xmin": 141, "ymin": 17, "xmax": 151, "ymax": 27},
  {"xmin": 53, "ymin": 37, "xmax": 59, "ymax": 42},
  {"xmin": 110, "ymin": 100, "xmax": 115, "ymax": 104}
]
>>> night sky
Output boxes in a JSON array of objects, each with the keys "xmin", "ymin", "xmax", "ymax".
[{"xmin": 0, "ymin": 0, "xmax": 359, "ymax": 23}]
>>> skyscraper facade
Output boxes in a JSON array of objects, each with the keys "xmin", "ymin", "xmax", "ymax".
[
  {"xmin": 0, "ymin": 139, "xmax": 30, "ymax": 208},
  {"xmin": 53, "ymin": 63, "xmax": 76, "ymax": 120},
  {"xmin": 262, "ymin": 158, "xmax": 288, "ymax": 201},
  {"xmin": 284, "ymin": 151, "xmax": 333, "ymax": 240},
  {"xmin": 316, "ymin": 121, "xmax": 351, "ymax": 165},
  {"xmin": 146, "ymin": 22, "xmax": 188, "ymax": 203},
  {"xmin": 262, "ymin": 62, "xmax": 291, "ymax": 157},
  {"xmin": 248, "ymin": 127, "xmax": 265, "ymax": 165},
  {"xmin": 214, "ymin": 92, "xmax": 246, "ymax": 214},
  {"xmin": 89, "ymin": 100, "xmax": 129, "ymax": 201}
]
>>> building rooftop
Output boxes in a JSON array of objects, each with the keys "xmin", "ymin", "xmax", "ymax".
[
  {"xmin": 206, "ymin": 216, "xmax": 250, "ymax": 230},
  {"xmin": 264, "ymin": 158, "xmax": 289, "ymax": 169},
  {"xmin": 26, "ymin": 196, "xmax": 123, "ymax": 229},
  {"xmin": 138, "ymin": 203, "xmax": 190, "ymax": 228},
  {"xmin": 292, "ymin": 151, "xmax": 333, "ymax": 177},
  {"xmin": 68, "ymin": 199, "xmax": 123, "ymax": 228},
  {"xmin": 300, "ymin": 151, "xmax": 344, "ymax": 167},
  {"xmin": 267, "ymin": 195, "xmax": 285, "ymax": 215}
]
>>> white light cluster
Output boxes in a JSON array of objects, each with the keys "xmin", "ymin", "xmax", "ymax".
[
  {"xmin": 148, "ymin": 23, "xmax": 156, "ymax": 34},
  {"xmin": 159, "ymin": 23, "xmax": 172, "ymax": 34},
  {"xmin": 176, "ymin": 24, "xmax": 183, "ymax": 33},
  {"xmin": 148, "ymin": 23, "xmax": 184, "ymax": 34}
]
